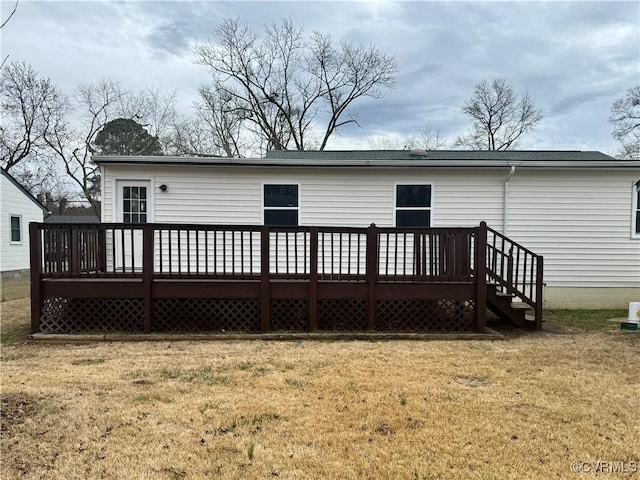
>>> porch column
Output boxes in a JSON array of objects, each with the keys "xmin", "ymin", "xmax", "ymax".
[
  {"xmin": 29, "ymin": 223, "xmax": 42, "ymax": 334},
  {"xmin": 475, "ymin": 222, "xmax": 488, "ymax": 331},
  {"xmin": 260, "ymin": 226, "xmax": 271, "ymax": 332},
  {"xmin": 366, "ymin": 224, "xmax": 379, "ymax": 330},
  {"xmin": 309, "ymin": 227, "xmax": 319, "ymax": 331},
  {"xmin": 142, "ymin": 225, "xmax": 154, "ymax": 333}
]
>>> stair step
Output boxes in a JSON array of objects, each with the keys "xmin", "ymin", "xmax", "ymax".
[
  {"xmin": 495, "ymin": 291, "xmax": 513, "ymax": 298},
  {"xmin": 486, "ymin": 284, "xmax": 538, "ymax": 330}
]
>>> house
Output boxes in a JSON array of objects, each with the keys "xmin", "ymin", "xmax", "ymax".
[
  {"xmin": 0, "ymin": 167, "xmax": 49, "ymax": 300},
  {"xmin": 93, "ymin": 150, "xmax": 640, "ymax": 309}
]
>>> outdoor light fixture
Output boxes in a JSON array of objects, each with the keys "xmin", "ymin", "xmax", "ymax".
[{"xmin": 159, "ymin": 184, "xmax": 168, "ymax": 192}]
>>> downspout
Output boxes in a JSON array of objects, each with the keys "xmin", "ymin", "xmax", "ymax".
[{"xmin": 503, "ymin": 165, "xmax": 517, "ymax": 235}]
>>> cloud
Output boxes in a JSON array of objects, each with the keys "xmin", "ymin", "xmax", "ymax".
[{"xmin": 2, "ymin": 0, "xmax": 637, "ymax": 154}]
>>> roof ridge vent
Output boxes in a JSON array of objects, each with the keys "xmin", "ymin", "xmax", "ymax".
[{"xmin": 409, "ymin": 149, "xmax": 428, "ymax": 157}]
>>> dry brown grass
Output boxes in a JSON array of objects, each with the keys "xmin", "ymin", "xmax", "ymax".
[
  {"xmin": 1, "ymin": 297, "xmax": 639, "ymax": 480},
  {"xmin": 0, "ymin": 274, "xmax": 30, "ymax": 302}
]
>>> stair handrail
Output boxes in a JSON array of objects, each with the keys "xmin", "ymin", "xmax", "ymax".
[{"xmin": 484, "ymin": 223, "xmax": 543, "ymax": 329}]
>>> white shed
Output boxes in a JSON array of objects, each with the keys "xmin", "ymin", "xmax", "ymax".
[
  {"xmin": 0, "ymin": 168, "xmax": 48, "ymax": 300},
  {"xmin": 95, "ymin": 150, "xmax": 640, "ymax": 309}
]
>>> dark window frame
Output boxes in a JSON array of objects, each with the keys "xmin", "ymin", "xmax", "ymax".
[
  {"xmin": 633, "ymin": 181, "xmax": 640, "ymax": 237},
  {"xmin": 262, "ymin": 182, "xmax": 300, "ymax": 227},
  {"xmin": 394, "ymin": 184, "xmax": 432, "ymax": 227},
  {"xmin": 263, "ymin": 184, "xmax": 299, "ymax": 226},
  {"xmin": 10, "ymin": 215, "xmax": 21, "ymax": 243}
]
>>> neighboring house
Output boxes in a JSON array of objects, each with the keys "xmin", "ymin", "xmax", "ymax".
[
  {"xmin": 94, "ymin": 150, "xmax": 640, "ymax": 309},
  {"xmin": 0, "ymin": 168, "xmax": 49, "ymax": 300}
]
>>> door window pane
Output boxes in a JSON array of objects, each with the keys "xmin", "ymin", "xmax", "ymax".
[{"xmin": 122, "ymin": 186, "xmax": 148, "ymax": 223}]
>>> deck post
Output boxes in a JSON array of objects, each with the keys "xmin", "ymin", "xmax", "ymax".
[
  {"xmin": 309, "ymin": 227, "xmax": 319, "ymax": 331},
  {"xmin": 366, "ymin": 223, "xmax": 378, "ymax": 330},
  {"xmin": 260, "ymin": 226, "xmax": 271, "ymax": 332},
  {"xmin": 535, "ymin": 256, "xmax": 544, "ymax": 330},
  {"xmin": 474, "ymin": 222, "xmax": 488, "ymax": 331},
  {"xmin": 29, "ymin": 223, "xmax": 42, "ymax": 334},
  {"xmin": 142, "ymin": 225, "xmax": 154, "ymax": 333}
]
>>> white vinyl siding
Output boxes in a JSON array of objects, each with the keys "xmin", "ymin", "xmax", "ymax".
[
  {"xmin": 0, "ymin": 173, "xmax": 45, "ymax": 272},
  {"xmin": 102, "ymin": 166, "xmax": 504, "ymax": 228},
  {"xmin": 508, "ymin": 170, "xmax": 640, "ymax": 287},
  {"xmin": 101, "ymin": 164, "xmax": 639, "ymax": 289}
]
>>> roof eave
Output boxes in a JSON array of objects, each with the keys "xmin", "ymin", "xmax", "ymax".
[
  {"xmin": 1, "ymin": 168, "xmax": 50, "ymax": 214},
  {"xmin": 92, "ymin": 155, "xmax": 640, "ymax": 169}
]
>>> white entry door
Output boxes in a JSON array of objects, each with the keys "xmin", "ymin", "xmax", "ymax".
[{"xmin": 116, "ymin": 181, "xmax": 152, "ymax": 271}]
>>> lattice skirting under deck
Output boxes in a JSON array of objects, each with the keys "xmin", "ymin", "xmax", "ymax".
[
  {"xmin": 40, "ymin": 297, "xmax": 145, "ymax": 333},
  {"xmin": 153, "ymin": 298, "xmax": 261, "ymax": 332},
  {"xmin": 376, "ymin": 299, "xmax": 475, "ymax": 332},
  {"xmin": 37, "ymin": 297, "xmax": 476, "ymax": 333}
]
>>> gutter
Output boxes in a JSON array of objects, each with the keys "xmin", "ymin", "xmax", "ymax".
[
  {"xmin": 91, "ymin": 156, "xmax": 640, "ymax": 169},
  {"xmin": 504, "ymin": 164, "xmax": 518, "ymax": 235}
]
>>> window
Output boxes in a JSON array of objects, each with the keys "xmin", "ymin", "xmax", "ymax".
[
  {"xmin": 10, "ymin": 215, "xmax": 21, "ymax": 242},
  {"xmin": 633, "ymin": 181, "xmax": 640, "ymax": 237},
  {"xmin": 122, "ymin": 186, "xmax": 147, "ymax": 224},
  {"xmin": 264, "ymin": 184, "xmax": 298, "ymax": 226},
  {"xmin": 395, "ymin": 184, "xmax": 431, "ymax": 227}
]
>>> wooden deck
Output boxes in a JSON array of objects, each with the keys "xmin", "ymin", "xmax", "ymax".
[{"xmin": 29, "ymin": 222, "xmax": 543, "ymax": 334}]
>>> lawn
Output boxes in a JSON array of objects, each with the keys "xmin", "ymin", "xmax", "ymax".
[{"xmin": 1, "ymin": 297, "xmax": 638, "ymax": 480}]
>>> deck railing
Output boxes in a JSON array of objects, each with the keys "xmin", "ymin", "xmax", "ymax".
[
  {"xmin": 29, "ymin": 222, "xmax": 543, "ymax": 333},
  {"xmin": 33, "ymin": 223, "xmax": 479, "ymax": 282},
  {"xmin": 485, "ymin": 226, "xmax": 544, "ymax": 328}
]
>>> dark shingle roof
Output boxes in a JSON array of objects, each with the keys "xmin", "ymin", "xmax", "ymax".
[
  {"xmin": 44, "ymin": 215, "xmax": 101, "ymax": 224},
  {"xmin": 264, "ymin": 150, "xmax": 615, "ymax": 162},
  {"xmin": 94, "ymin": 149, "xmax": 637, "ymax": 168}
]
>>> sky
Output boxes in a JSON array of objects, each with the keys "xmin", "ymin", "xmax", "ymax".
[{"xmin": 1, "ymin": 0, "xmax": 639, "ymax": 155}]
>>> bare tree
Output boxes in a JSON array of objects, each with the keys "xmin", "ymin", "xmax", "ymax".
[
  {"xmin": 609, "ymin": 85, "xmax": 640, "ymax": 160},
  {"xmin": 0, "ymin": 0, "xmax": 18, "ymax": 30},
  {"xmin": 43, "ymin": 80, "xmax": 174, "ymax": 215},
  {"xmin": 0, "ymin": 0, "xmax": 18, "ymax": 69},
  {"xmin": 406, "ymin": 127, "xmax": 448, "ymax": 150},
  {"xmin": 165, "ymin": 115, "xmax": 216, "ymax": 157},
  {"xmin": 9, "ymin": 159, "xmax": 71, "ymax": 203},
  {"xmin": 132, "ymin": 85, "xmax": 178, "ymax": 151},
  {"xmin": 195, "ymin": 83, "xmax": 250, "ymax": 156},
  {"xmin": 367, "ymin": 126, "xmax": 448, "ymax": 151},
  {"xmin": 0, "ymin": 61, "xmax": 66, "ymax": 171},
  {"xmin": 194, "ymin": 18, "xmax": 396, "ymax": 152},
  {"xmin": 367, "ymin": 135, "xmax": 405, "ymax": 150},
  {"xmin": 455, "ymin": 78, "xmax": 543, "ymax": 150},
  {"xmin": 43, "ymin": 80, "xmax": 125, "ymax": 215}
]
